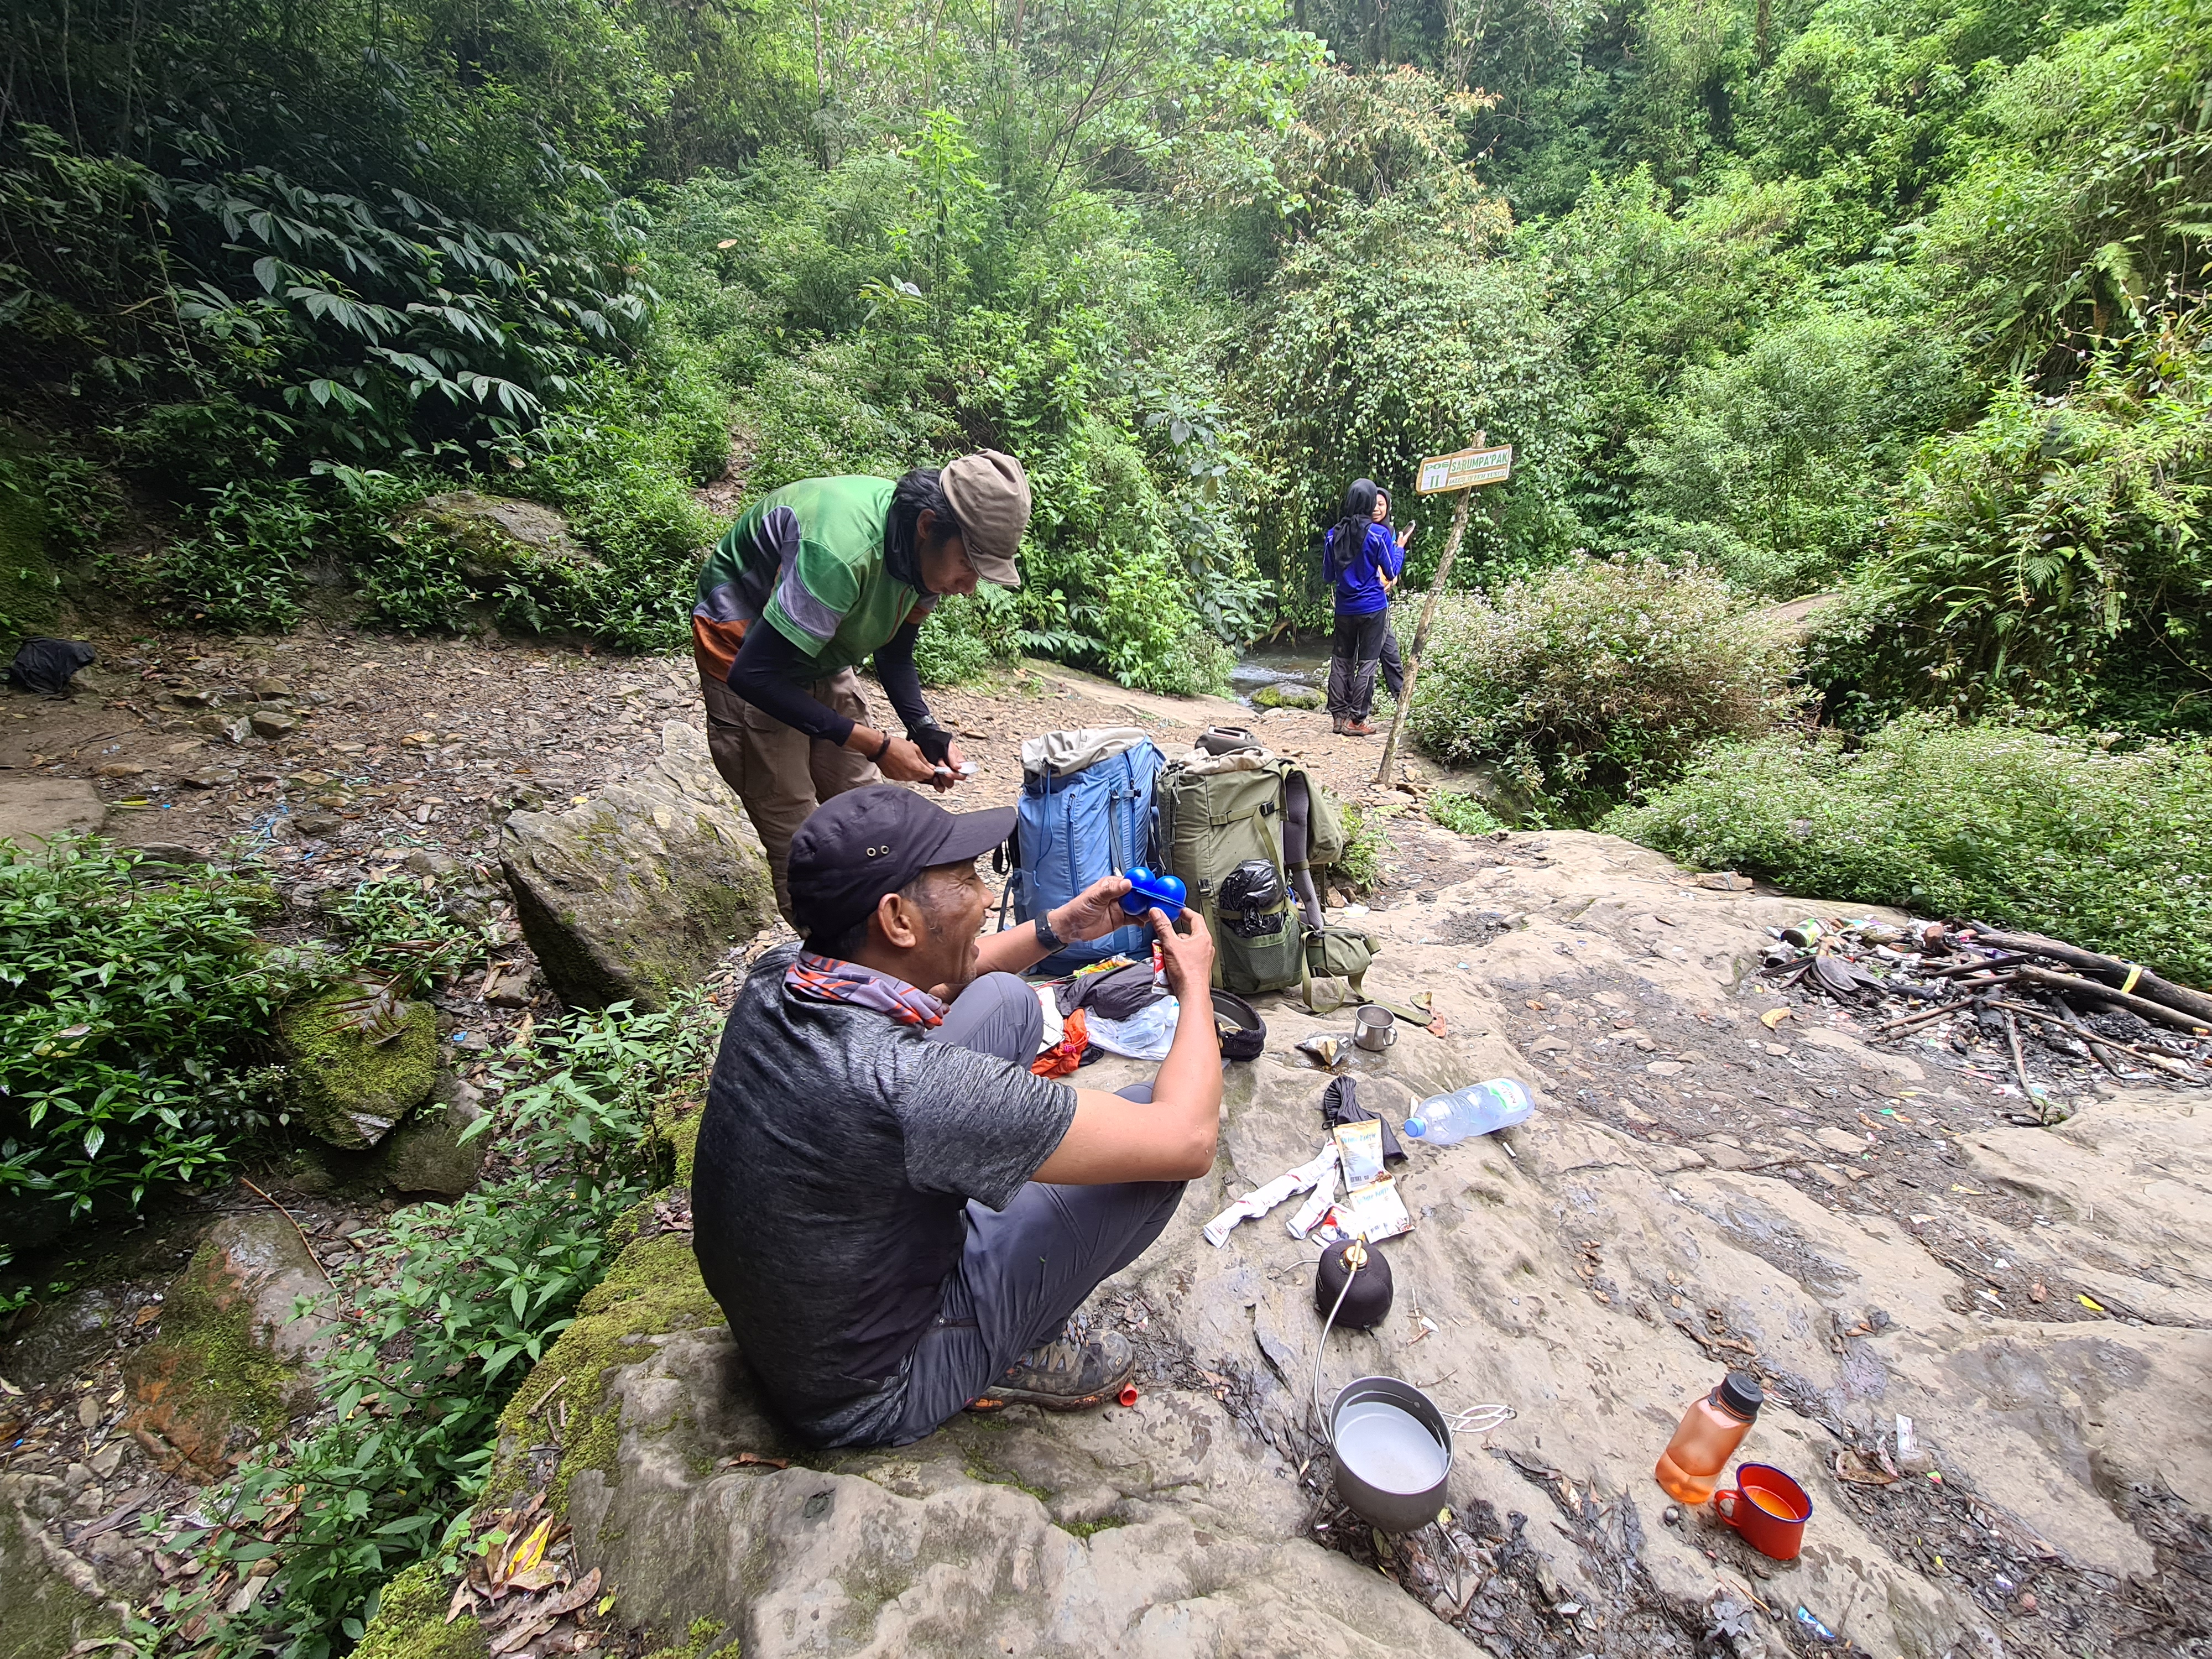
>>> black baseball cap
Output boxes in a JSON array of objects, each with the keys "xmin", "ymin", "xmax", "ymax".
[{"xmin": 787, "ymin": 786, "xmax": 1016, "ymax": 943}]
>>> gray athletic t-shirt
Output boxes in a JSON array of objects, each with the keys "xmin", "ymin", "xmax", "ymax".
[{"xmin": 691, "ymin": 943, "xmax": 1078, "ymax": 1447}]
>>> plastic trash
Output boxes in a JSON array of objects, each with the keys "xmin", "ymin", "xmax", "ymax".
[
  {"xmin": 1402, "ymin": 1078, "xmax": 1535, "ymax": 1145},
  {"xmin": 1085, "ymin": 998, "xmax": 1181, "ymax": 1061}
]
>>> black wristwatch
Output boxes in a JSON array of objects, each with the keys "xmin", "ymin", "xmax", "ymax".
[{"xmin": 1033, "ymin": 911, "xmax": 1063, "ymax": 952}]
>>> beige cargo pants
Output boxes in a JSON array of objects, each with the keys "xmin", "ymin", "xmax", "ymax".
[{"xmin": 700, "ymin": 668, "xmax": 881, "ymax": 927}]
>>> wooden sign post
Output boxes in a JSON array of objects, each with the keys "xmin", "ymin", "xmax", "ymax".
[{"xmin": 1374, "ymin": 435, "xmax": 1512, "ymax": 786}]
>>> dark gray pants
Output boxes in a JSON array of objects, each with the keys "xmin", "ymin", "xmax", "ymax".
[
  {"xmin": 889, "ymin": 972, "xmax": 1185, "ymax": 1443},
  {"xmin": 1328, "ymin": 608, "xmax": 1390, "ymax": 722},
  {"xmin": 1380, "ymin": 622, "xmax": 1404, "ymax": 704}
]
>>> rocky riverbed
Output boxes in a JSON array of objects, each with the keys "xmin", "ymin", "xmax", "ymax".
[{"xmin": 3, "ymin": 635, "xmax": 2208, "ymax": 1658}]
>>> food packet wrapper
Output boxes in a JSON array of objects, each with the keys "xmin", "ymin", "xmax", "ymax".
[
  {"xmin": 1340, "ymin": 1175, "xmax": 1412, "ymax": 1243},
  {"xmin": 1333, "ymin": 1119, "xmax": 1384, "ymax": 1186},
  {"xmin": 1203, "ymin": 1142, "xmax": 1338, "ymax": 1247},
  {"xmin": 1286, "ymin": 1160, "xmax": 1339, "ymax": 1240}
]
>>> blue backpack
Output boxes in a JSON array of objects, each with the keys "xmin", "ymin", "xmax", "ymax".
[{"xmin": 1004, "ymin": 736, "xmax": 1166, "ymax": 973}]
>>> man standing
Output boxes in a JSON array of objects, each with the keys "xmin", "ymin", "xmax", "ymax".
[
  {"xmin": 691, "ymin": 786, "xmax": 1221, "ymax": 1448},
  {"xmin": 692, "ymin": 453, "xmax": 1030, "ymax": 922}
]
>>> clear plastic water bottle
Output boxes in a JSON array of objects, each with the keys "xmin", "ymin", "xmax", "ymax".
[{"xmin": 1402, "ymin": 1078, "xmax": 1535, "ymax": 1145}]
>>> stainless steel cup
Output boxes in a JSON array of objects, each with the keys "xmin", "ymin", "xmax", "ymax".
[{"xmin": 1354, "ymin": 1004, "xmax": 1396, "ymax": 1051}]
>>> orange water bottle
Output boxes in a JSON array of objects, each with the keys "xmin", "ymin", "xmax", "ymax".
[{"xmin": 1655, "ymin": 1371, "xmax": 1762, "ymax": 1504}]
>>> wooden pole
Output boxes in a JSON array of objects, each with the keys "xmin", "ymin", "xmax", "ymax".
[{"xmin": 1375, "ymin": 483, "xmax": 1473, "ymax": 787}]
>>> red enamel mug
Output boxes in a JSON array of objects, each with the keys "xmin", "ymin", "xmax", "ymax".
[{"xmin": 1713, "ymin": 1463, "xmax": 1812, "ymax": 1561}]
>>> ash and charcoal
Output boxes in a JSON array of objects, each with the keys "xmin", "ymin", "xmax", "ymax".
[{"xmin": 1757, "ymin": 917, "xmax": 2211, "ymax": 1118}]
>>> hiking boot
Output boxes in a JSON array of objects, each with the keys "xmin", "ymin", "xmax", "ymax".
[
  {"xmin": 1342, "ymin": 719, "xmax": 1377, "ymax": 736},
  {"xmin": 968, "ymin": 1329, "xmax": 1135, "ymax": 1413}
]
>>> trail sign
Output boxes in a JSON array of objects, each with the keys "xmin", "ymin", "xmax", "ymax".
[
  {"xmin": 1415, "ymin": 444, "xmax": 1512, "ymax": 494},
  {"xmin": 1378, "ymin": 435, "xmax": 1514, "ymax": 786}
]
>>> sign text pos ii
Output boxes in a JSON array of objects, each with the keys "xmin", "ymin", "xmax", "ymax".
[{"xmin": 1416, "ymin": 444, "xmax": 1512, "ymax": 494}]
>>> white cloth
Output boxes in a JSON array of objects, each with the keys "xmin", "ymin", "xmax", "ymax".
[{"xmin": 1019, "ymin": 727, "xmax": 1149, "ymax": 779}]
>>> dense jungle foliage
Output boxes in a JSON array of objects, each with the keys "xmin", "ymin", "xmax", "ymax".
[{"xmin": 3, "ymin": 0, "xmax": 2206, "ymax": 714}]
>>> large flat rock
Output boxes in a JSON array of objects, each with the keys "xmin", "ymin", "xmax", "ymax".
[
  {"xmin": 0, "ymin": 777, "xmax": 105, "ymax": 848},
  {"xmin": 451, "ymin": 830, "xmax": 2210, "ymax": 1657}
]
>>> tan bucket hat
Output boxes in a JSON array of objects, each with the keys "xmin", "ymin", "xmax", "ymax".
[{"xmin": 941, "ymin": 450, "xmax": 1030, "ymax": 588}]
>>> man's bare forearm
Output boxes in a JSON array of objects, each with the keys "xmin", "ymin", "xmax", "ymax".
[{"xmin": 1151, "ymin": 988, "xmax": 1223, "ymax": 1150}]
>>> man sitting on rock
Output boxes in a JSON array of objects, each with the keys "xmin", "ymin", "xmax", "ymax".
[{"xmin": 692, "ymin": 786, "xmax": 1221, "ymax": 1448}]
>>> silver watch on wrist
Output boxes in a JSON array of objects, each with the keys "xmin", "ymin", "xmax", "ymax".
[{"xmin": 1033, "ymin": 911, "xmax": 1063, "ymax": 951}]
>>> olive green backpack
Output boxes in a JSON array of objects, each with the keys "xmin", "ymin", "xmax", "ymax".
[{"xmin": 1153, "ymin": 729, "xmax": 1380, "ymax": 1007}]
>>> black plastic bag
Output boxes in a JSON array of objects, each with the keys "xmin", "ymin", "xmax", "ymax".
[
  {"xmin": 1321, "ymin": 1076, "xmax": 1407, "ymax": 1164},
  {"xmin": 6, "ymin": 637, "xmax": 95, "ymax": 694}
]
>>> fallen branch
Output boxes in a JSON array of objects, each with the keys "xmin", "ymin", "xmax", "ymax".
[
  {"xmin": 2049, "ymin": 997, "xmax": 2125, "ymax": 1078},
  {"xmin": 2011, "ymin": 965, "xmax": 2212, "ymax": 1036},
  {"xmin": 1923, "ymin": 953, "xmax": 2031, "ymax": 979},
  {"xmin": 1985, "ymin": 998, "xmax": 2204, "ymax": 1079},
  {"xmin": 1879, "ymin": 997, "xmax": 1984, "ymax": 1035},
  {"xmin": 2002, "ymin": 1009, "xmax": 2041, "ymax": 1122},
  {"xmin": 1962, "ymin": 927, "xmax": 2212, "ymax": 1026},
  {"xmin": 238, "ymin": 1177, "xmax": 335, "ymax": 1288}
]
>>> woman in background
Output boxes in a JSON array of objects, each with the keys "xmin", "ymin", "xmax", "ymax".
[
  {"xmin": 1321, "ymin": 478, "xmax": 1401, "ymax": 735},
  {"xmin": 1371, "ymin": 487, "xmax": 1416, "ymax": 709}
]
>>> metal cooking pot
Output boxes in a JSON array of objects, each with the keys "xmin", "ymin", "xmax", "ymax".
[{"xmin": 1328, "ymin": 1375, "xmax": 1453, "ymax": 1533}]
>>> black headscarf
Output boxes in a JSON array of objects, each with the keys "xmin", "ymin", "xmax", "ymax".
[{"xmin": 1327, "ymin": 478, "xmax": 1379, "ymax": 582}]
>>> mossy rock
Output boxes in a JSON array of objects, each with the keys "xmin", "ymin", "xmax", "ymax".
[
  {"xmin": 353, "ymin": 1561, "xmax": 489, "ymax": 1659},
  {"xmin": 118, "ymin": 1214, "xmax": 324, "ymax": 1481},
  {"xmin": 0, "ymin": 1484, "xmax": 127, "ymax": 1659},
  {"xmin": 279, "ymin": 992, "xmax": 440, "ymax": 1149},
  {"xmin": 501, "ymin": 724, "xmax": 774, "ymax": 1010},
  {"xmin": 1251, "ymin": 681, "xmax": 1322, "ymax": 710},
  {"xmin": 401, "ymin": 491, "xmax": 601, "ymax": 583},
  {"xmin": 486, "ymin": 1220, "xmax": 726, "ymax": 1512}
]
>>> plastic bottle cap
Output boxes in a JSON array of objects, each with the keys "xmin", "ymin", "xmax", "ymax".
[
  {"xmin": 1718, "ymin": 1370, "xmax": 1764, "ymax": 1418},
  {"xmin": 1404, "ymin": 1117, "xmax": 1427, "ymax": 1139}
]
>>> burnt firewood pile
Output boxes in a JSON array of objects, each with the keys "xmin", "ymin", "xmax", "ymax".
[{"xmin": 1759, "ymin": 918, "xmax": 2212, "ymax": 1119}]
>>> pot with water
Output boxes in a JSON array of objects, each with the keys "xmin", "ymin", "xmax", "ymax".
[{"xmin": 1328, "ymin": 1375, "xmax": 1453, "ymax": 1533}]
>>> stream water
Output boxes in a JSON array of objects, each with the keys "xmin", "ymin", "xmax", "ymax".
[{"xmin": 1229, "ymin": 641, "xmax": 1331, "ymax": 705}]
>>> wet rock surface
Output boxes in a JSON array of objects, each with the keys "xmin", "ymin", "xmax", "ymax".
[{"xmin": 467, "ymin": 837, "xmax": 2210, "ymax": 1658}]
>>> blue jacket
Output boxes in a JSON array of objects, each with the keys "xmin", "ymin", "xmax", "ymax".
[{"xmin": 1324, "ymin": 520, "xmax": 1403, "ymax": 617}]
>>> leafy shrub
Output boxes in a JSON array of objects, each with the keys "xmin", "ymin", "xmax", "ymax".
[
  {"xmin": 1328, "ymin": 802, "xmax": 1401, "ymax": 893},
  {"xmin": 1426, "ymin": 789, "xmax": 1505, "ymax": 836},
  {"xmin": 1629, "ymin": 312, "xmax": 1967, "ymax": 596},
  {"xmin": 0, "ymin": 841, "xmax": 306, "ymax": 1267},
  {"xmin": 170, "ymin": 997, "xmax": 718, "ymax": 1655},
  {"xmin": 1611, "ymin": 716, "xmax": 2212, "ymax": 984},
  {"xmin": 322, "ymin": 877, "xmax": 493, "ymax": 994},
  {"xmin": 1407, "ymin": 556, "xmax": 1800, "ymax": 817},
  {"xmin": 1812, "ymin": 314, "xmax": 2212, "ymax": 732},
  {"xmin": 357, "ymin": 519, "xmax": 481, "ymax": 635},
  {"xmin": 154, "ymin": 478, "xmax": 332, "ymax": 633},
  {"xmin": 915, "ymin": 589, "xmax": 1023, "ymax": 686}
]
